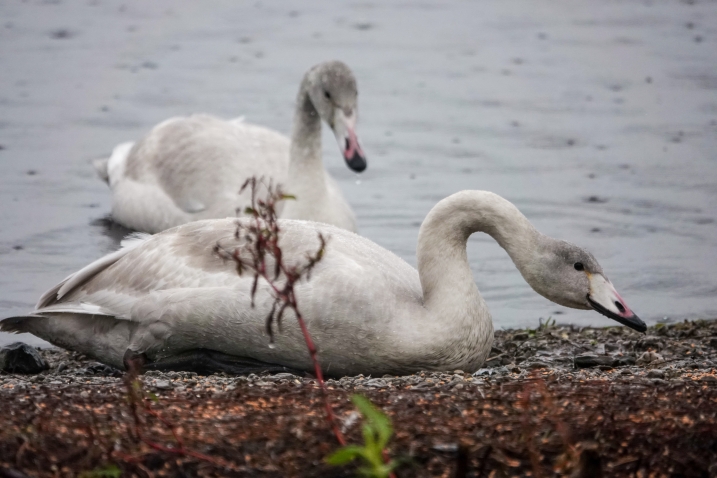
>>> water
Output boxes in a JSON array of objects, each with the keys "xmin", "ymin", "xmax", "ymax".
[{"xmin": 1, "ymin": 1, "xmax": 716, "ymax": 347}]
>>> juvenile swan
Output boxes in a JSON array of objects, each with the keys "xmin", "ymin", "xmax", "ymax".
[
  {"xmin": 1, "ymin": 191, "xmax": 645, "ymax": 377},
  {"xmin": 94, "ymin": 61, "xmax": 366, "ymax": 233}
]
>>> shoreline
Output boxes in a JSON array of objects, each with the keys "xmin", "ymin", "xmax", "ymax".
[{"xmin": 1, "ymin": 319, "xmax": 716, "ymax": 476}]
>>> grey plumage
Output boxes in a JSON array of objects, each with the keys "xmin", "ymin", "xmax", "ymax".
[{"xmin": 1, "ymin": 191, "xmax": 641, "ymax": 375}]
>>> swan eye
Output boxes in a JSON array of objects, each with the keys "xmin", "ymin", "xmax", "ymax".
[
  {"xmin": 324, "ymin": 90, "xmax": 331, "ymax": 100},
  {"xmin": 574, "ymin": 262, "xmax": 584, "ymax": 271}
]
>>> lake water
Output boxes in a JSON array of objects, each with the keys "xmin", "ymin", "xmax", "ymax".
[{"xmin": 1, "ymin": 0, "xmax": 716, "ymax": 347}]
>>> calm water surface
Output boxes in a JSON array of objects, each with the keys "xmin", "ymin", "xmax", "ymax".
[{"xmin": 1, "ymin": 1, "xmax": 716, "ymax": 346}]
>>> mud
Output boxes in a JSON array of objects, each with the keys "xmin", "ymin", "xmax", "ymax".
[{"xmin": 1, "ymin": 319, "xmax": 717, "ymax": 476}]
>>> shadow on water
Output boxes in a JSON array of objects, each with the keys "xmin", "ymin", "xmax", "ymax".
[{"xmin": 90, "ymin": 215, "xmax": 135, "ymax": 248}]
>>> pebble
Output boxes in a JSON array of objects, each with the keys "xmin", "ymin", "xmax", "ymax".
[
  {"xmin": 366, "ymin": 378, "xmax": 388, "ymax": 388},
  {"xmin": 637, "ymin": 351, "xmax": 665, "ymax": 365},
  {"xmin": 154, "ymin": 380, "xmax": 173, "ymax": 390},
  {"xmin": 528, "ymin": 361, "xmax": 548, "ymax": 369},
  {"xmin": 574, "ymin": 355, "xmax": 616, "ymax": 368},
  {"xmin": 647, "ymin": 370, "xmax": 665, "ymax": 379},
  {"xmin": 2, "ymin": 321, "xmax": 717, "ymax": 398},
  {"xmin": 0, "ymin": 342, "xmax": 49, "ymax": 374}
]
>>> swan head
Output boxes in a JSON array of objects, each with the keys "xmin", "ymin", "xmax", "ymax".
[
  {"xmin": 305, "ymin": 61, "xmax": 367, "ymax": 173},
  {"xmin": 527, "ymin": 238, "xmax": 646, "ymax": 333}
]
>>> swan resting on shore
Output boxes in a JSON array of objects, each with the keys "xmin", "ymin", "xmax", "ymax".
[
  {"xmin": 94, "ymin": 60, "xmax": 366, "ymax": 233},
  {"xmin": 1, "ymin": 191, "xmax": 645, "ymax": 376}
]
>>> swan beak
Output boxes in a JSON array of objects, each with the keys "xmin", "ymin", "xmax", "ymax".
[
  {"xmin": 333, "ymin": 108, "xmax": 367, "ymax": 173},
  {"xmin": 587, "ymin": 273, "xmax": 646, "ymax": 333}
]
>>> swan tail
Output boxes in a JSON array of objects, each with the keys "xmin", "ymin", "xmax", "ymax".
[
  {"xmin": 94, "ymin": 141, "xmax": 134, "ymax": 185},
  {"xmin": 93, "ymin": 158, "xmax": 110, "ymax": 183},
  {"xmin": 0, "ymin": 315, "xmax": 42, "ymax": 334},
  {"xmin": 0, "ymin": 313, "xmax": 131, "ymax": 369}
]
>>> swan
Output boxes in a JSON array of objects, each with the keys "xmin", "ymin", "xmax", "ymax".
[
  {"xmin": 0, "ymin": 191, "xmax": 645, "ymax": 376},
  {"xmin": 93, "ymin": 61, "xmax": 366, "ymax": 234}
]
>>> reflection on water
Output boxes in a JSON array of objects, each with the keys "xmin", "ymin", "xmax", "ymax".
[{"xmin": 1, "ymin": 0, "xmax": 716, "ymax": 347}]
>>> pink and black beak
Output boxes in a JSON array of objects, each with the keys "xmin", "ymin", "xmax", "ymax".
[
  {"xmin": 586, "ymin": 273, "xmax": 646, "ymax": 333},
  {"xmin": 333, "ymin": 109, "xmax": 367, "ymax": 173}
]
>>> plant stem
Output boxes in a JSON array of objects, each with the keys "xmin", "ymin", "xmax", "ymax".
[{"xmin": 294, "ymin": 309, "xmax": 346, "ymax": 446}]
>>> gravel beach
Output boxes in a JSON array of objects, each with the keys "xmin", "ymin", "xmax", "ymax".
[{"xmin": 2, "ymin": 319, "xmax": 716, "ymax": 476}]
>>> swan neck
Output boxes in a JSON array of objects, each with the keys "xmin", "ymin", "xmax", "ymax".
[
  {"xmin": 417, "ymin": 191, "xmax": 540, "ymax": 310},
  {"xmin": 281, "ymin": 79, "xmax": 329, "ymax": 220},
  {"xmin": 289, "ymin": 82, "xmax": 324, "ymax": 178}
]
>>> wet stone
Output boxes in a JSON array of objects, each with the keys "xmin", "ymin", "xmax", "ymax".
[
  {"xmin": 154, "ymin": 380, "xmax": 173, "ymax": 390},
  {"xmin": 83, "ymin": 362, "xmax": 122, "ymax": 377},
  {"xmin": 483, "ymin": 356, "xmax": 503, "ymax": 367},
  {"xmin": 615, "ymin": 356, "xmax": 636, "ymax": 366},
  {"xmin": 647, "ymin": 370, "xmax": 665, "ymax": 379},
  {"xmin": 528, "ymin": 361, "xmax": 548, "ymax": 369},
  {"xmin": 637, "ymin": 351, "xmax": 664, "ymax": 365},
  {"xmin": 269, "ymin": 373, "xmax": 298, "ymax": 380},
  {"xmin": 574, "ymin": 355, "xmax": 616, "ymax": 368},
  {"xmin": 0, "ymin": 342, "xmax": 49, "ymax": 374},
  {"xmin": 366, "ymin": 378, "xmax": 388, "ymax": 388}
]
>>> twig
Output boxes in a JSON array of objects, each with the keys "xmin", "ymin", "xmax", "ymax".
[
  {"xmin": 215, "ymin": 177, "xmax": 345, "ymax": 446},
  {"xmin": 120, "ymin": 364, "xmax": 236, "ymax": 470}
]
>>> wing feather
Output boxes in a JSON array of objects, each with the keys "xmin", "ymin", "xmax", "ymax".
[{"xmin": 37, "ymin": 233, "xmax": 151, "ymax": 309}]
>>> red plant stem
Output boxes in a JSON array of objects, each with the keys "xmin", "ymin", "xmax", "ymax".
[
  {"xmin": 144, "ymin": 403, "xmax": 185, "ymax": 450},
  {"xmin": 383, "ymin": 449, "xmax": 397, "ymax": 478},
  {"xmin": 229, "ymin": 178, "xmax": 396, "ymax": 467},
  {"xmin": 294, "ymin": 309, "xmax": 346, "ymax": 446},
  {"xmin": 255, "ymin": 268, "xmax": 346, "ymax": 446},
  {"xmin": 122, "ymin": 372, "xmax": 230, "ymax": 469},
  {"xmin": 520, "ymin": 381, "xmax": 544, "ymax": 478}
]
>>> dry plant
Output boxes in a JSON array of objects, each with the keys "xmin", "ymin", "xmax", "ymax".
[
  {"xmin": 118, "ymin": 364, "xmax": 236, "ymax": 471},
  {"xmin": 519, "ymin": 375, "xmax": 602, "ymax": 478},
  {"xmin": 213, "ymin": 177, "xmax": 346, "ymax": 446}
]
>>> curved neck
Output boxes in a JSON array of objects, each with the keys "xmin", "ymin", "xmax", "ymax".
[
  {"xmin": 287, "ymin": 81, "xmax": 327, "ymax": 198},
  {"xmin": 417, "ymin": 191, "xmax": 540, "ymax": 319}
]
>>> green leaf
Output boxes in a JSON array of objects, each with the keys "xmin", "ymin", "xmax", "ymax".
[
  {"xmin": 325, "ymin": 445, "xmax": 365, "ymax": 465},
  {"xmin": 244, "ymin": 206, "xmax": 256, "ymax": 215},
  {"xmin": 352, "ymin": 395, "xmax": 393, "ymax": 448},
  {"xmin": 79, "ymin": 465, "xmax": 122, "ymax": 478},
  {"xmin": 147, "ymin": 392, "xmax": 160, "ymax": 403},
  {"xmin": 280, "ymin": 194, "xmax": 297, "ymax": 201},
  {"xmin": 357, "ymin": 462, "xmax": 395, "ymax": 478}
]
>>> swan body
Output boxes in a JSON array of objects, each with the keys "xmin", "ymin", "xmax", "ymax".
[
  {"xmin": 95, "ymin": 61, "xmax": 367, "ymax": 234},
  {"xmin": 1, "ymin": 191, "xmax": 645, "ymax": 376}
]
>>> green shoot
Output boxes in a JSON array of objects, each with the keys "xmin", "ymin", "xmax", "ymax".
[
  {"xmin": 326, "ymin": 395, "xmax": 397, "ymax": 477},
  {"xmin": 79, "ymin": 465, "xmax": 122, "ymax": 478}
]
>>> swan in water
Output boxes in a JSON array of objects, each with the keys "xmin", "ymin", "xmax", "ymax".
[
  {"xmin": 1, "ymin": 191, "xmax": 645, "ymax": 376},
  {"xmin": 94, "ymin": 61, "xmax": 366, "ymax": 234}
]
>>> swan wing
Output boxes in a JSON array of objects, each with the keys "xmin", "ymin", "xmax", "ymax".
[
  {"xmin": 113, "ymin": 115, "xmax": 289, "ymax": 228},
  {"xmin": 37, "ymin": 233, "xmax": 151, "ymax": 309}
]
